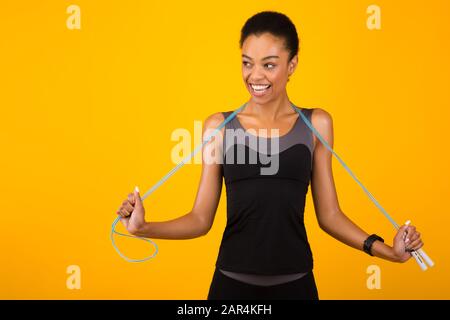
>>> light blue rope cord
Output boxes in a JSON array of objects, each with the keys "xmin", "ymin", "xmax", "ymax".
[
  {"xmin": 110, "ymin": 218, "xmax": 159, "ymax": 263},
  {"xmin": 291, "ymin": 103, "xmax": 399, "ymax": 229},
  {"xmin": 110, "ymin": 102, "xmax": 248, "ymax": 262},
  {"xmin": 111, "ymin": 101, "xmax": 400, "ymax": 263}
]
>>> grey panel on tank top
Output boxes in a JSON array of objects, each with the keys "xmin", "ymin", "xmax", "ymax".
[
  {"xmin": 219, "ymin": 107, "xmax": 314, "ymax": 286},
  {"xmin": 222, "ymin": 108, "xmax": 314, "ymax": 170},
  {"xmin": 219, "ymin": 269, "xmax": 308, "ymax": 287}
]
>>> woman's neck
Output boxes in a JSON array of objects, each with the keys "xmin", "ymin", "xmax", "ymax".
[{"xmin": 246, "ymin": 94, "xmax": 293, "ymax": 121}]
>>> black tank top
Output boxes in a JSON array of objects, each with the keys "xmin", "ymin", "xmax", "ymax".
[{"xmin": 215, "ymin": 106, "xmax": 315, "ymax": 275}]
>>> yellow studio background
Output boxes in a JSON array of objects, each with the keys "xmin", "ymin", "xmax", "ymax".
[{"xmin": 1, "ymin": 0, "xmax": 449, "ymax": 299}]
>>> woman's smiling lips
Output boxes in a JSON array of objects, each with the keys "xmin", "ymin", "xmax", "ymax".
[{"xmin": 248, "ymin": 83, "xmax": 272, "ymax": 97}]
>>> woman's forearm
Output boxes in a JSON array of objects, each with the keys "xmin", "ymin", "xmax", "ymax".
[
  {"xmin": 132, "ymin": 212, "xmax": 208, "ymax": 239},
  {"xmin": 319, "ymin": 210, "xmax": 400, "ymax": 262}
]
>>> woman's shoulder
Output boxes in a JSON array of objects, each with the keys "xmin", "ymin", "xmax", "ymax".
[
  {"xmin": 310, "ymin": 107, "xmax": 333, "ymax": 126},
  {"xmin": 204, "ymin": 112, "xmax": 226, "ymax": 126},
  {"xmin": 307, "ymin": 107, "xmax": 333, "ymax": 150},
  {"xmin": 203, "ymin": 112, "xmax": 226, "ymax": 135}
]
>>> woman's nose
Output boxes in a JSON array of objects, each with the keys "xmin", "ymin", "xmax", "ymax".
[
  {"xmin": 249, "ymin": 72, "xmax": 266, "ymax": 82},
  {"xmin": 247, "ymin": 64, "xmax": 267, "ymax": 79}
]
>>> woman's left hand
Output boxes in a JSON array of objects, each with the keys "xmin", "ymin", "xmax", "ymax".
[
  {"xmin": 116, "ymin": 186, "xmax": 146, "ymax": 235},
  {"xmin": 392, "ymin": 224, "xmax": 424, "ymax": 263}
]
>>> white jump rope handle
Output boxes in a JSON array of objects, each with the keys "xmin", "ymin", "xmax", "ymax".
[
  {"xmin": 404, "ymin": 220, "xmax": 434, "ymax": 271},
  {"xmin": 417, "ymin": 248, "xmax": 434, "ymax": 267},
  {"xmin": 411, "ymin": 250, "xmax": 428, "ymax": 271}
]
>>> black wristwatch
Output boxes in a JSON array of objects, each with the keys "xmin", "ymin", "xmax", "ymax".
[{"xmin": 363, "ymin": 234, "xmax": 384, "ymax": 256}]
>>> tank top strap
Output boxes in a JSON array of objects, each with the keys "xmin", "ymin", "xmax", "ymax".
[
  {"xmin": 221, "ymin": 111, "xmax": 237, "ymax": 130},
  {"xmin": 221, "ymin": 111, "xmax": 236, "ymax": 163},
  {"xmin": 290, "ymin": 107, "xmax": 314, "ymax": 166}
]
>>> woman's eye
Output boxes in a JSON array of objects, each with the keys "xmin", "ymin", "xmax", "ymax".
[{"xmin": 242, "ymin": 61, "xmax": 275, "ymax": 69}]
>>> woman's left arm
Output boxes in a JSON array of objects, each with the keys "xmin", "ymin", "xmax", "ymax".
[{"xmin": 309, "ymin": 108, "xmax": 424, "ymax": 263}]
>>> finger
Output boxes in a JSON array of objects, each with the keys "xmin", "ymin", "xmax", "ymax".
[
  {"xmin": 404, "ymin": 225, "xmax": 416, "ymax": 243},
  {"xmin": 134, "ymin": 186, "xmax": 143, "ymax": 209},
  {"xmin": 117, "ymin": 207, "xmax": 126, "ymax": 218},
  {"xmin": 120, "ymin": 207, "xmax": 131, "ymax": 217},
  {"xmin": 408, "ymin": 231, "xmax": 421, "ymax": 243},
  {"xmin": 127, "ymin": 193, "xmax": 135, "ymax": 205},
  {"xmin": 411, "ymin": 241, "xmax": 424, "ymax": 251},
  {"xmin": 406, "ymin": 238, "xmax": 422, "ymax": 251},
  {"xmin": 405, "ymin": 225, "xmax": 416, "ymax": 237},
  {"xmin": 123, "ymin": 200, "xmax": 134, "ymax": 213},
  {"xmin": 396, "ymin": 225, "xmax": 409, "ymax": 242}
]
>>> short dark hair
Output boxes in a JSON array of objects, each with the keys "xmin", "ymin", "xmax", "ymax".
[{"xmin": 239, "ymin": 11, "xmax": 300, "ymax": 61}]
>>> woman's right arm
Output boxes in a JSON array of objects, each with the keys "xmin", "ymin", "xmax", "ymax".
[{"xmin": 117, "ymin": 112, "xmax": 226, "ymax": 239}]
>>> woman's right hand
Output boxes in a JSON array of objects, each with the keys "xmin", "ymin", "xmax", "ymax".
[
  {"xmin": 116, "ymin": 186, "xmax": 146, "ymax": 235},
  {"xmin": 392, "ymin": 223, "xmax": 423, "ymax": 263}
]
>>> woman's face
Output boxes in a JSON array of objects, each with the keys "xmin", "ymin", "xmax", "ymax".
[{"xmin": 241, "ymin": 32, "xmax": 297, "ymax": 103}]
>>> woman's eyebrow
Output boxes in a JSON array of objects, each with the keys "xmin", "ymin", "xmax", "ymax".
[{"xmin": 242, "ymin": 54, "xmax": 280, "ymax": 60}]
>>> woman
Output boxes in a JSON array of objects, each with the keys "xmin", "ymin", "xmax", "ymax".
[{"xmin": 116, "ymin": 11, "xmax": 423, "ymax": 300}]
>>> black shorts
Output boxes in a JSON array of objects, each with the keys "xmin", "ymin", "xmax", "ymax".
[{"xmin": 207, "ymin": 268, "xmax": 319, "ymax": 300}]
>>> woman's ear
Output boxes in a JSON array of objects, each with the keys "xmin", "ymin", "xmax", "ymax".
[{"xmin": 288, "ymin": 54, "xmax": 299, "ymax": 76}]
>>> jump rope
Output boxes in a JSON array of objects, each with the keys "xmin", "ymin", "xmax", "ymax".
[{"xmin": 111, "ymin": 102, "xmax": 434, "ymax": 270}]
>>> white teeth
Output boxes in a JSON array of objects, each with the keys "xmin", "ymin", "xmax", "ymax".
[{"xmin": 250, "ymin": 84, "xmax": 270, "ymax": 91}]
